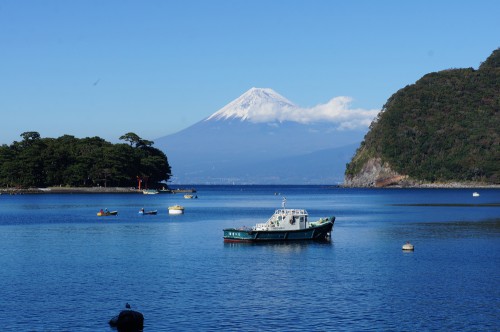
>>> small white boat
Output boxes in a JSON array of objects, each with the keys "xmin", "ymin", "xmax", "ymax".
[
  {"xmin": 402, "ymin": 242, "xmax": 414, "ymax": 251},
  {"xmin": 168, "ymin": 205, "xmax": 184, "ymax": 215},
  {"xmin": 472, "ymin": 192, "xmax": 480, "ymax": 197},
  {"xmin": 142, "ymin": 189, "xmax": 159, "ymax": 195},
  {"xmin": 143, "ymin": 189, "xmax": 159, "ymax": 195}
]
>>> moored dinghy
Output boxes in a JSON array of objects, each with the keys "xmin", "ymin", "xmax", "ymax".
[
  {"xmin": 223, "ymin": 198, "xmax": 334, "ymax": 242},
  {"xmin": 97, "ymin": 209, "xmax": 118, "ymax": 217},
  {"xmin": 139, "ymin": 208, "xmax": 158, "ymax": 215}
]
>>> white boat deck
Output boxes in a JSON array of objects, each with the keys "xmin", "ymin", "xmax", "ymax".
[{"xmin": 254, "ymin": 208, "xmax": 309, "ymax": 231}]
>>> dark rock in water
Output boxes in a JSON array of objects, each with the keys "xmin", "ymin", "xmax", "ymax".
[{"xmin": 109, "ymin": 308, "xmax": 144, "ymax": 331}]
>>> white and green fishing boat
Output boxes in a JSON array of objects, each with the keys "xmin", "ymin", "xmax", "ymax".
[{"xmin": 223, "ymin": 199, "xmax": 334, "ymax": 242}]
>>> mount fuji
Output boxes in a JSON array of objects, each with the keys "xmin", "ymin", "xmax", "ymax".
[
  {"xmin": 155, "ymin": 88, "xmax": 371, "ymax": 184},
  {"xmin": 206, "ymin": 87, "xmax": 298, "ymax": 122}
]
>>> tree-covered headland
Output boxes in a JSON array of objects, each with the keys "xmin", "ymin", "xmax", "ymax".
[
  {"xmin": 0, "ymin": 132, "xmax": 171, "ymax": 188},
  {"xmin": 345, "ymin": 48, "xmax": 499, "ymax": 185}
]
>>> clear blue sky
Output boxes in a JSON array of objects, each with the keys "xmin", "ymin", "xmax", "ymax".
[{"xmin": 1, "ymin": 0, "xmax": 498, "ymax": 145}]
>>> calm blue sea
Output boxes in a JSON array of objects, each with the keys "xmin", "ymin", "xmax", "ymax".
[{"xmin": 0, "ymin": 186, "xmax": 499, "ymax": 331}]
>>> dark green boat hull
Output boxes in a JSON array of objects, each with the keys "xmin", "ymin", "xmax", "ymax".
[{"xmin": 223, "ymin": 218, "xmax": 334, "ymax": 242}]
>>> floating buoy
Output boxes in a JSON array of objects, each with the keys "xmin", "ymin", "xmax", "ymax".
[
  {"xmin": 168, "ymin": 205, "xmax": 184, "ymax": 215},
  {"xmin": 402, "ymin": 241, "xmax": 414, "ymax": 251}
]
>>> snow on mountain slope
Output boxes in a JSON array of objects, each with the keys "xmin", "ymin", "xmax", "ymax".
[{"xmin": 206, "ymin": 87, "xmax": 298, "ymax": 122}]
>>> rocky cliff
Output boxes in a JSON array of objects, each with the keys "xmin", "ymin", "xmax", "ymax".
[{"xmin": 344, "ymin": 158, "xmax": 407, "ymax": 187}]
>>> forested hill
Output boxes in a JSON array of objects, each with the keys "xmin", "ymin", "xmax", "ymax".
[
  {"xmin": 345, "ymin": 48, "xmax": 500, "ymax": 187},
  {"xmin": 0, "ymin": 132, "xmax": 171, "ymax": 188}
]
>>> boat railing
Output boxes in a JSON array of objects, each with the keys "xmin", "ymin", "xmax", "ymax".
[
  {"xmin": 254, "ymin": 223, "xmax": 269, "ymax": 230},
  {"xmin": 274, "ymin": 209, "xmax": 308, "ymax": 215}
]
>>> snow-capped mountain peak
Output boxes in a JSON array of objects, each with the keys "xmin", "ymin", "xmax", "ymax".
[{"xmin": 206, "ymin": 87, "xmax": 298, "ymax": 122}]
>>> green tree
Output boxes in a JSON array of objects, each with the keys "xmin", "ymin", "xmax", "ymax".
[{"xmin": 119, "ymin": 132, "xmax": 153, "ymax": 148}]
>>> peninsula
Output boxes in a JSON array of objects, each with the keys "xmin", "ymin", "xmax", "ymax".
[
  {"xmin": 0, "ymin": 132, "xmax": 171, "ymax": 190},
  {"xmin": 345, "ymin": 48, "xmax": 499, "ymax": 187}
]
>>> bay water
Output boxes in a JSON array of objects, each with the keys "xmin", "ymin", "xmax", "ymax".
[{"xmin": 0, "ymin": 186, "xmax": 498, "ymax": 331}]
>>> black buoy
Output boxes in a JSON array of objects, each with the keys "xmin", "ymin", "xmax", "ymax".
[{"xmin": 109, "ymin": 303, "xmax": 144, "ymax": 331}]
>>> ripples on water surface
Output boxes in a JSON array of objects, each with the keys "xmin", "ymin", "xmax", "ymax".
[{"xmin": 0, "ymin": 186, "xmax": 499, "ymax": 331}]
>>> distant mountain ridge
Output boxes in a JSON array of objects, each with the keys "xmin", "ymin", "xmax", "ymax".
[
  {"xmin": 156, "ymin": 88, "xmax": 368, "ymax": 184},
  {"xmin": 345, "ymin": 48, "xmax": 500, "ymax": 187}
]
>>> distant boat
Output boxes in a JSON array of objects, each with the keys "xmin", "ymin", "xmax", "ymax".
[
  {"xmin": 168, "ymin": 205, "xmax": 184, "ymax": 215},
  {"xmin": 97, "ymin": 210, "xmax": 118, "ymax": 217},
  {"xmin": 473, "ymin": 192, "xmax": 480, "ymax": 197},
  {"xmin": 184, "ymin": 194, "xmax": 198, "ymax": 199},
  {"xmin": 139, "ymin": 209, "xmax": 158, "ymax": 215},
  {"xmin": 143, "ymin": 189, "xmax": 159, "ymax": 195},
  {"xmin": 223, "ymin": 200, "xmax": 334, "ymax": 242}
]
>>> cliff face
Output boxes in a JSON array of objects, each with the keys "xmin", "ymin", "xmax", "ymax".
[
  {"xmin": 344, "ymin": 157, "xmax": 407, "ymax": 187},
  {"xmin": 344, "ymin": 48, "xmax": 500, "ymax": 187}
]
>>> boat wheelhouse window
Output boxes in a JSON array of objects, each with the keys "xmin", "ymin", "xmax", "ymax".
[{"xmin": 300, "ymin": 217, "xmax": 304, "ymax": 222}]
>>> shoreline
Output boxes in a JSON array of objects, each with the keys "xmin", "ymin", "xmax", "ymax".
[
  {"xmin": 342, "ymin": 183, "xmax": 500, "ymax": 189},
  {"xmin": 399, "ymin": 183, "xmax": 500, "ymax": 189},
  {"xmin": 0, "ymin": 184, "xmax": 498, "ymax": 194},
  {"xmin": 0, "ymin": 187, "xmax": 197, "ymax": 195},
  {"xmin": 343, "ymin": 178, "xmax": 500, "ymax": 189},
  {"xmin": 0, "ymin": 187, "xmax": 139, "ymax": 194}
]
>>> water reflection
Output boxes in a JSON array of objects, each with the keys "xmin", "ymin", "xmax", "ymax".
[{"xmin": 224, "ymin": 240, "xmax": 332, "ymax": 253}]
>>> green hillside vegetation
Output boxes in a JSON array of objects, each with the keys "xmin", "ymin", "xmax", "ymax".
[
  {"xmin": 346, "ymin": 49, "xmax": 500, "ymax": 184},
  {"xmin": 0, "ymin": 132, "xmax": 171, "ymax": 188}
]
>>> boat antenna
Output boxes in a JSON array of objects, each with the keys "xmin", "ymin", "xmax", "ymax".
[{"xmin": 282, "ymin": 197, "xmax": 286, "ymax": 209}]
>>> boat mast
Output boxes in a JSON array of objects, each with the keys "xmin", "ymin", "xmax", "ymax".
[{"xmin": 282, "ymin": 197, "xmax": 286, "ymax": 209}]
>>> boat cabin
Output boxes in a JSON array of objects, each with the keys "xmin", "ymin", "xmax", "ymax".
[{"xmin": 254, "ymin": 209, "xmax": 309, "ymax": 231}]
